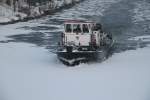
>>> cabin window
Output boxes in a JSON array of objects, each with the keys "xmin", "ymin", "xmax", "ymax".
[
  {"xmin": 93, "ymin": 23, "xmax": 102, "ymax": 31},
  {"xmin": 83, "ymin": 24, "xmax": 89, "ymax": 33},
  {"xmin": 65, "ymin": 24, "xmax": 72, "ymax": 33},
  {"xmin": 73, "ymin": 24, "xmax": 82, "ymax": 33}
]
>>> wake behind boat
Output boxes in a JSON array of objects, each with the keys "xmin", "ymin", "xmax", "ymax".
[{"xmin": 57, "ymin": 20, "xmax": 114, "ymax": 66}]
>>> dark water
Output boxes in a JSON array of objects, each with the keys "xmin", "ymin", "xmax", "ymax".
[{"xmin": 2, "ymin": 0, "xmax": 150, "ymax": 54}]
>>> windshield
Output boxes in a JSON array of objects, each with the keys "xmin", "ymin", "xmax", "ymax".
[
  {"xmin": 65, "ymin": 24, "xmax": 72, "ymax": 32},
  {"xmin": 83, "ymin": 24, "xmax": 89, "ymax": 33},
  {"xmin": 73, "ymin": 24, "xmax": 82, "ymax": 33},
  {"xmin": 65, "ymin": 23, "xmax": 90, "ymax": 33}
]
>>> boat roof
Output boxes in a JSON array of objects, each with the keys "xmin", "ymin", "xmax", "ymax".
[{"xmin": 64, "ymin": 20, "xmax": 95, "ymax": 24}]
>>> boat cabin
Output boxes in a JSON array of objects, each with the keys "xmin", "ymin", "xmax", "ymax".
[
  {"xmin": 57, "ymin": 20, "xmax": 113, "ymax": 65},
  {"xmin": 62, "ymin": 20, "xmax": 102, "ymax": 48}
]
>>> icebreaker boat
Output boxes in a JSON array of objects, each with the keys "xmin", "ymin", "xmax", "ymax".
[{"xmin": 57, "ymin": 20, "xmax": 114, "ymax": 66}]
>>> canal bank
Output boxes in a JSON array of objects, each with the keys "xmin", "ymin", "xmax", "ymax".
[{"xmin": 0, "ymin": 0, "xmax": 84, "ymax": 25}]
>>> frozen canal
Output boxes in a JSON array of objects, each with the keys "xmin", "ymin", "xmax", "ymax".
[{"xmin": 0, "ymin": 0, "xmax": 150, "ymax": 100}]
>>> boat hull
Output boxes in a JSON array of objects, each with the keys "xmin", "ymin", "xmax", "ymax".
[
  {"xmin": 57, "ymin": 40, "xmax": 114, "ymax": 66},
  {"xmin": 57, "ymin": 51, "xmax": 98, "ymax": 66}
]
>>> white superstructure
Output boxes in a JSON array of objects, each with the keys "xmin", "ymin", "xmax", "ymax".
[{"xmin": 62, "ymin": 20, "xmax": 103, "ymax": 48}]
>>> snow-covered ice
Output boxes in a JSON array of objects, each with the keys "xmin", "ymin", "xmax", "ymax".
[
  {"xmin": 0, "ymin": 23, "xmax": 150, "ymax": 100},
  {"xmin": 0, "ymin": 41, "xmax": 150, "ymax": 100},
  {"xmin": 49, "ymin": 0, "xmax": 121, "ymax": 21},
  {"xmin": 129, "ymin": 35, "xmax": 150, "ymax": 42},
  {"xmin": 0, "ymin": 23, "xmax": 32, "ymax": 41},
  {"xmin": 133, "ymin": 1, "xmax": 150, "ymax": 23}
]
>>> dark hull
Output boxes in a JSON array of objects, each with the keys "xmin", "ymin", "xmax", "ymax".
[
  {"xmin": 57, "ymin": 51, "xmax": 98, "ymax": 66},
  {"xmin": 57, "ymin": 41, "xmax": 114, "ymax": 66}
]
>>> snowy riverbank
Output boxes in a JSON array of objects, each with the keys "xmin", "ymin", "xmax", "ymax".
[{"xmin": 0, "ymin": 0, "xmax": 83, "ymax": 25}]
